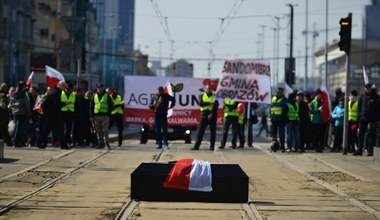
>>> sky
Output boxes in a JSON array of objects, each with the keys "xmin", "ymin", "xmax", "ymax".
[{"xmin": 134, "ymin": 0, "xmax": 371, "ymax": 85}]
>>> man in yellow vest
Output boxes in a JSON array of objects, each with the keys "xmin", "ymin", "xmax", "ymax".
[
  {"xmin": 285, "ymin": 93, "xmax": 300, "ymax": 152},
  {"xmin": 60, "ymin": 82, "xmax": 76, "ymax": 146},
  {"xmin": 191, "ymin": 85, "xmax": 219, "ymax": 150},
  {"xmin": 270, "ymin": 87, "xmax": 288, "ymax": 152},
  {"xmin": 219, "ymin": 97, "xmax": 239, "ymax": 149},
  {"xmin": 109, "ymin": 89, "xmax": 124, "ymax": 147},
  {"xmin": 345, "ymin": 90, "xmax": 359, "ymax": 154},
  {"xmin": 90, "ymin": 83, "xmax": 114, "ymax": 150}
]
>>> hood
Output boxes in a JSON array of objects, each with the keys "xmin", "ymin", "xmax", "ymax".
[{"xmin": 0, "ymin": 83, "xmax": 8, "ymax": 93}]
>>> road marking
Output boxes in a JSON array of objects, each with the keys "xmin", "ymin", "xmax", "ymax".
[{"xmin": 256, "ymin": 145, "xmax": 380, "ymax": 219}]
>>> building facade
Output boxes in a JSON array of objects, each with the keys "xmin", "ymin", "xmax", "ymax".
[{"xmin": 0, "ymin": 0, "xmax": 35, "ymax": 85}]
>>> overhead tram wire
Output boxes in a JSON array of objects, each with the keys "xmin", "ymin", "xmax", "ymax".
[{"xmin": 149, "ymin": 0, "xmax": 174, "ymax": 58}]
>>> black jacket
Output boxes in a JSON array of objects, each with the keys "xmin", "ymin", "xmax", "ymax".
[
  {"xmin": 42, "ymin": 87, "xmax": 65, "ymax": 118},
  {"xmin": 149, "ymin": 93, "xmax": 175, "ymax": 116},
  {"xmin": 359, "ymin": 91, "xmax": 380, "ymax": 122}
]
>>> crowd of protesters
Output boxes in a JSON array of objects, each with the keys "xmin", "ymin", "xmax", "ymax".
[
  {"xmin": 0, "ymin": 80, "xmax": 124, "ymax": 150},
  {"xmin": 1, "ymin": 79, "xmax": 380, "ymax": 157},
  {"xmin": 191, "ymin": 83, "xmax": 380, "ymax": 157},
  {"xmin": 268, "ymin": 83, "xmax": 380, "ymax": 156}
]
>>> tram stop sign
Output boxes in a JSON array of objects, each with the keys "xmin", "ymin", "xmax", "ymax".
[{"xmin": 58, "ymin": 39, "xmax": 82, "ymax": 63}]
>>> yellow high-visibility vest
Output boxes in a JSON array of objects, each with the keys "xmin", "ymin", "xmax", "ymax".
[
  {"xmin": 224, "ymin": 99, "xmax": 238, "ymax": 117},
  {"xmin": 61, "ymin": 91, "xmax": 75, "ymax": 112},
  {"xmin": 94, "ymin": 93, "xmax": 109, "ymax": 113},
  {"xmin": 287, "ymin": 102, "xmax": 299, "ymax": 121},
  {"xmin": 271, "ymin": 96, "xmax": 283, "ymax": 115},
  {"xmin": 348, "ymin": 100, "xmax": 359, "ymax": 122},
  {"xmin": 111, "ymin": 95, "xmax": 123, "ymax": 115},
  {"xmin": 200, "ymin": 93, "xmax": 215, "ymax": 112}
]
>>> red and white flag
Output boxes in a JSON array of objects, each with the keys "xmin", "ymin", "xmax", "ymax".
[
  {"xmin": 26, "ymin": 71, "xmax": 34, "ymax": 88},
  {"xmin": 321, "ymin": 85, "xmax": 331, "ymax": 122},
  {"xmin": 45, "ymin": 65, "xmax": 65, "ymax": 87},
  {"xmin": 163, "ymin": 159, "xmax": 212, "ymax": 192},
  {"xmin": 164, "ymin": 80, "xmax": 174, "ymax": 117},
  {"xmin": 363, "ymin": 66, "xmax": 369, "ymax": 85},
  {"xmin": 33, "ymin": 95, "xmax": 43, "ymax": 111}
]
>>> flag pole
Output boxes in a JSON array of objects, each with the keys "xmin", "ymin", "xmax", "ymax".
[{"xmin": 342, "ymin": 13, "xmax": 352, "ymax": 154}]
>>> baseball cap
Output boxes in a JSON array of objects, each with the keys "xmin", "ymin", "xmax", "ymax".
[{"xmin": 96, "ymin": 83, "xmax": 104, "ymax": 88}]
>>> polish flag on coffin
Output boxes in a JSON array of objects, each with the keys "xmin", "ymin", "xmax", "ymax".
[
  {"xmin": 163, "ymin": 159, "xmax": 213, "ymax": 192},
  {"xmin": 45, "ymin": 65, "xmax": 65, "ymax": 87},
  {"xmin": 321, "ymin": 85, "xmax": 331, "ymax": 122}
]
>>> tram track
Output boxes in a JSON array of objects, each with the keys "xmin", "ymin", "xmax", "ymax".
[
  {"xmin": 255, "ymin": 145, "xmax": 380, "ymax": 219},
  {"xmin": 115, "ymin": 147, "xmax": 166, "ymax": 220},
  {"xmin": 0, "ymin": 149, "xmax": 110, "ymax": 215}
]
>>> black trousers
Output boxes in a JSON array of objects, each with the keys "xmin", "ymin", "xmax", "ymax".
[
  {"xmin": 310, "ymin": 123, "xmax": 326, "ymax": 152},
  {"xmin": 272, "ymin": 120, "xmax": 286, "ymax": 150},
  {"xmin": 333, "ymin": 125, "xmax": 343, "ymax": 151},
  {"xmin": 62, "ymin": 111, "xmax": 74, "ymax": 144},
  {"xmin": 193, "ymin": 115, "xmax": 216, "ymax": 149},
  {"xmin": 109, "ymin": 113, "xmax": 124, "ymax": 145},
  {"xmin": 40, "ymin": 116, "xmax": 66, "ymax": 148},
  {"xmin": 220, "ymin": 116, "xmax": 238, "ymax": 147}
]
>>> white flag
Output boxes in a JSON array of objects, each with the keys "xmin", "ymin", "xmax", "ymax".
[
  {"xmin": 363, "ymin": 66, "xmax": 369, "ymax": 85},
  {"xmin": 164, "ymin": 80, "xmax": 174, "ymax": 118},
  {"xmin": 284, "ymin": 82, "xmax": 294, "ymax": 97}
]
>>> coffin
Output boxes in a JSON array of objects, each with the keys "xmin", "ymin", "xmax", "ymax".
[{"xmin": 131, "ymin": 162, "xmax": 249, "ymax": 203}]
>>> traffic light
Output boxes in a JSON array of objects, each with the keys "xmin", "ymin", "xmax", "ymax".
[{"xmin": 338, "ymin": 14, "xmax": 352, "ymax": 54}]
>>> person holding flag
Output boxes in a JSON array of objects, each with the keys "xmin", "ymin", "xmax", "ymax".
[
  {"xmin": 149, "ymin": 85, "xmax": 176, "ymax": 149},
  {"xmin": 40, "ymin": 80, "xmax": 69, "ymax": 149}
]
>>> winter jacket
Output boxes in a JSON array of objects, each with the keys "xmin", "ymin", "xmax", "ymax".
[
  {"xmin": 332, "ymin": 104, "xmax": 344, "ymax": 127},
  {"xmin": 8, "ymin": 91, "xmax": 31, "ymax": 116},
  {"xmin": 149, "ymin": 93, "xmax": 175, "ymax": 116}
]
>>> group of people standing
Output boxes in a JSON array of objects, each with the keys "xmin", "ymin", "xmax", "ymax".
[
  {"xmin": 190, "ymin": 85, "xmax": 263, "ymax": 151},
  {"xmin": 270, "ymin": 83, "xmax": 380, "ymax": 156},
  {"xmin": 0, "ymin": 80, "xmax": 125, "ymax": 150}
]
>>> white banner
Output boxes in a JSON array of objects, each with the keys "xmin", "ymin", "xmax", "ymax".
[
  {"xmin": 215, "ymin": 60, "xmax": 271, "ymax": 104},
  {"xmin": 124, "ymin": 76, "xmax": 223, "ymax": 125}
]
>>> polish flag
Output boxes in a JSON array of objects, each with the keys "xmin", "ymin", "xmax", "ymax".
[
  {"xmin": 45, "ymin": 65, "xmax": 65, "ymax": 87},
  {"xmin": 25, "ymin": 71, "xmax": 34, "ymax": 88},
  {"xmin": 164, "ymin": 80, "xmax": 174, "ymax": 117},
  {"xmin": 320, "ymin": 85, "xmax": 331, "ymax": 122},
  {"xmin": 163, "ymin": 159, "xmax": 212, "ymax": 192}
]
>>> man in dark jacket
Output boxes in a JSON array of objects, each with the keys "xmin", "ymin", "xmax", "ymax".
[
  {"xmin": 355, "ymin": 83, "xmax": 380, "ymax": 156},
  {"xmin": 39, "ymin": 81, "xmax": 69, "ymax": 149},
  {"xmin": 149, "ymin": 86, "xmax": 175, "ymax": 149}
]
